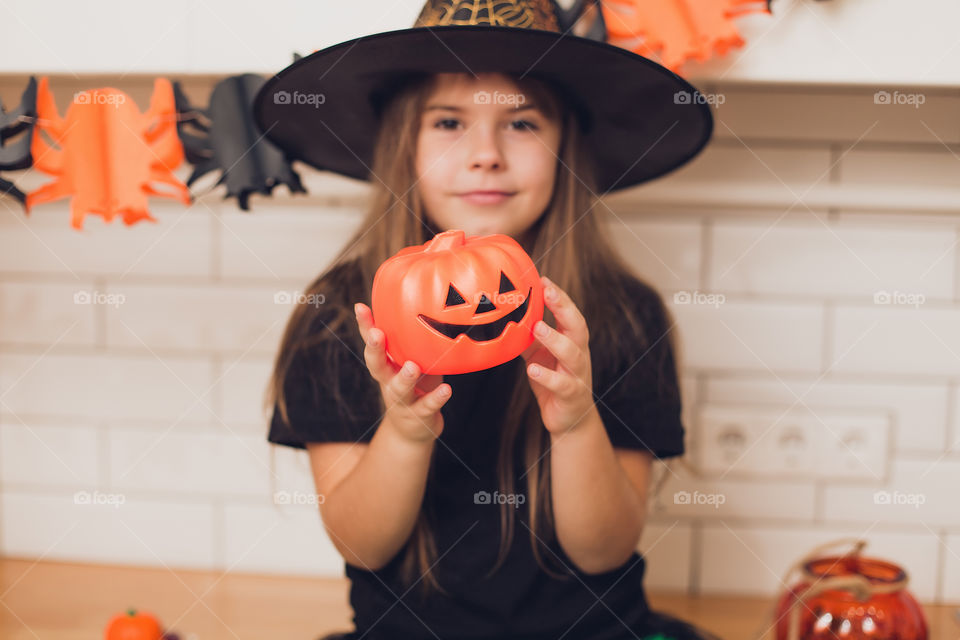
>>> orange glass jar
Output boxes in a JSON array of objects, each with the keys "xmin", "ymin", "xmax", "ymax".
[{"xmin": 775, "ymin": 540, "xmax": 927, "ymax": 640}]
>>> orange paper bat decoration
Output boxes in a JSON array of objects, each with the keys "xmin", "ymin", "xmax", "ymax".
[
  {"xmin": 601, "ymin": 0, "xmax": 771, "ymax": 72},
  {"xmin": 26, "ymin": 77, "xmax": 191, "ymax": 230}
]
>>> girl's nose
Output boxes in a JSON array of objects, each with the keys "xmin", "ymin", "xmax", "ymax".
[{"xmin": 468, "ymin": 125, "xmax": 504, "ymax": 170}]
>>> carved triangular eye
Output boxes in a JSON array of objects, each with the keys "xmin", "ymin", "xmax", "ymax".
[
  {"xmin": 445, "ymin": 284, "xmax": 467, "ymax": 307},
  {"xmin": 498, "ymin": 272, "xmax": 516, "ymax": 294}
]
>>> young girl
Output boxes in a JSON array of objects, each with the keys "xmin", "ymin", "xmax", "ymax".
[{"xmin": 258, "ymin": 2, "xmax": 720, "ymax": 639}]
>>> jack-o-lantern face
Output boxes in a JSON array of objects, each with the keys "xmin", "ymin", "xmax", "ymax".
[
  {"xmin": 419, "ymin": 272, "xmax": 532, "ymax": 342},
  {"xmin": 372, "ymin": 230, "xmax": 544, "ymax": 375}
]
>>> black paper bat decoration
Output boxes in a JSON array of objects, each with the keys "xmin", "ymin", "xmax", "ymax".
[
  {"xmin": 0, "ymin": 76, "xmax": 38, "ymax": 206},
  {"xmin": 556, "ymin": 0, "xmax": 606, "ymax": 41},
  {"xmin": 173, "ymin": 74, "xmax": 306, "ymax": 211}
]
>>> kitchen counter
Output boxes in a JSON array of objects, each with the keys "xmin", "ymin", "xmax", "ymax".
[{"xmin": 1, "ymin": 558, "xmax": 956, "ymax": 639}]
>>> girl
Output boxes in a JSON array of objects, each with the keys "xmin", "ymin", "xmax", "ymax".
[{"xmin": 258, "ymin": 2, "xmax": 720, "ymax": 639}]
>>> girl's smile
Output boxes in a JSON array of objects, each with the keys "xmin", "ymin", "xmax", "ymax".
[{"xmin": 457, "ymin": 190, "xmax": 516, "ymax": 205}]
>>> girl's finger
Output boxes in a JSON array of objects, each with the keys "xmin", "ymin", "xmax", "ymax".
[
  {"xmin": 533, "ymin": 320, "xmax": 582, "ymax": 373},
  {"xmin": 527, "ymin": 362, "xmax": 581, "ymax": 397},
  {"xmin": 542, "ymin": 277, "xmax": 589, "ymax": 346},
  {"xmin": 353, "ymin": 302, "xmax": 372, "ymax": 344},
  {"xmin": 413, "ymin": 382, "xmax": 452, "ymax": 416},
  {"xmin": 385, "ymin": 359, "xmax": 422, "ymax": 405},
  {"xmin": 354, "ymin": 303, "xmax": 374, "ymax": 344},
  {"xmin": 355, "ymin": 303, "xmax": 401, "ymax": 380},
  {"xmin": 362, "ymin": 326, "xmax": 398, "ymax": 384}
]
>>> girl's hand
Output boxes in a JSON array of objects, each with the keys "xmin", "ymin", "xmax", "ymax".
[
  {"xmin": 354, "ymin": 302, "xmax": 451, "ymax": 443},
  {"xmin": 521, "ymin": 276, "xmax": 598, "ymax": 435}
]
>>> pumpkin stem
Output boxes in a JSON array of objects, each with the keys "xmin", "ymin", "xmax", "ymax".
[
  {"xmin": 127, "ymin": 608, "xmax": 137, "ymax": 616},
  {"xmin": 425, "ymin": 229, "xmax": 465, "ymax": 252}
]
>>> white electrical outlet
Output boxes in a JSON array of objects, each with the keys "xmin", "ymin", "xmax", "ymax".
[
  {"xmin": 696, "ymin": 405, "xmax": 763, "ymax": 476},
  {"xmin": 817, "ymin": 414, "xmax": 890, "ymax": 480},
  {"xmin": 696, "ymin": 404, "xmax": 891, "ymax": 481}
]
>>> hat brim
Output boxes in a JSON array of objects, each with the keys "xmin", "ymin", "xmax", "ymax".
[{"xmin": 253, "ymin": 25, "xmax": 713, "ymax": 193}]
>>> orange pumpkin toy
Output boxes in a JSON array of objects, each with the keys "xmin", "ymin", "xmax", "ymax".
[
  {"xmin": 372, "ymin": 230, "xmax": 544, "ymax": 375},
  {"xmin": 104, "ymin": 608, "xmax": 164, "ymax": 640}
]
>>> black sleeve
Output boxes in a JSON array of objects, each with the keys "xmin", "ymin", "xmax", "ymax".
[
  {"xmin": 592, "ymin": 280, "xmax": 686, "ymax": 459},
  {"xmin": 267, "ymin": 310, "xmax": 384, "ymax": 450}
]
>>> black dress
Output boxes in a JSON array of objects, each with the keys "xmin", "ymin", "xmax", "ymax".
[{"xmin": 268, "ymin": 273, "xmax": 720, "ymax": 640}]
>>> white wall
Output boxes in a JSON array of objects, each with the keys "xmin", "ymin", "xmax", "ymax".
[{"xmin": 4, "ymin": 0, "xmax": 960, "ymax": 85}]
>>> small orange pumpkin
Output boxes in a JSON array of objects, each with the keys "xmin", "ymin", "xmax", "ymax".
[
  {"xmin": 372, "ymin": 229, "xmax": 544, "ymax": 375},
  {"xmin": 104, "ymin": 608, "xmax": 164, "ymax": 640}
]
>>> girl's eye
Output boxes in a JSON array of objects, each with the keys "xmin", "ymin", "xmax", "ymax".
[{"xmin": 431, "ymin": 118, "xmax": 539, "ymax": 131}]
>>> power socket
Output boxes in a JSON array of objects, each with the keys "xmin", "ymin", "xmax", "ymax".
[{"xmin": 696, "ymin": 404, "xmax": 891, "ymax": 481}]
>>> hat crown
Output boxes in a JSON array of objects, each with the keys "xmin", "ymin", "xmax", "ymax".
[{"xmin": 413, "ymin": 0, "xmax": 560, "ymax": 32}]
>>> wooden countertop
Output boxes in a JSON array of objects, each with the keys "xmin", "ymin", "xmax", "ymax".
[{"xmin": 1, "ymin": 558, "xmax": 956, "ymax": 639}]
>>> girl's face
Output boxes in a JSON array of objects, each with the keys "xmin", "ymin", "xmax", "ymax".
[{"xmin": 415, "ymin": 73, "xmax": 562, "ymax": 240}]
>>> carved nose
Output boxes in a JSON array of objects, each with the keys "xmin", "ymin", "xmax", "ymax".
[{"xmin": 475, "ymin": 294, "xmax": 496, "ymax": 314}]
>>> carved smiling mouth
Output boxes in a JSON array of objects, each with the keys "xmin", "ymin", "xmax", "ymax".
[{"xmin": 418, "ymin": 287, "xmax": 532, "ymax": 342}]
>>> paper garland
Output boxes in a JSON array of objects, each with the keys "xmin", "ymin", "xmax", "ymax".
[
  {"xmin": 0, "ymin": 76, "xmax": 37, "ymax": 205},
  {"xmin": 601, "ymin": 0, "xmax": 772, "ymax": 72},
  {"xmin": 173, "ymin": 74, "xmax": 306, "ymax": 212},
  {"xmin": 0, "ymin": 0, "xmax": 784, "ymax": 230},
  {"xmin": 25, "ymin": 77, "xmax": 191, "ymax": 230}
]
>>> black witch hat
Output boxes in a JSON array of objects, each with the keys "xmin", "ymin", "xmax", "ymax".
[{"xmin": 253, "ymin": 0, "xmax": 713, "ymax": 193}]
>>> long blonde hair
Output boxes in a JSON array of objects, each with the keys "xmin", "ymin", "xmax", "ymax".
[{"xmin": 265, "ymin": 72, "xmax": 681, "ymax": 602}]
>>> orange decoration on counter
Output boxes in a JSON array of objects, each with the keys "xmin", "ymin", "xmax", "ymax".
[
  {"xmin": 601, "ymin": 0, "xmax": 771, "ymax": 72},
  {"xmin": 774, "ymin": 539, "xmax": 928, "ymax": 640},
  {"xmin": 26, "ymin": 76, "xmax": 191, "ymax": 231},
  {"xmin": 104, "ymin": 607, "xmax": 164, "ymax": 640}
]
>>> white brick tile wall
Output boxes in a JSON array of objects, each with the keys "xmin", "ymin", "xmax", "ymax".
[
  {"xmin": 215, "ymin": 358, "xmax": 276, "ymax": 433},
  {"xmin": 659, "ymin": 145, "xmax": 834, "ymax": 194},
  {"xmin": 699, "ymin": 524, "xmax": 941, "ymax": 602},
  {"xmin": 822, "ymin": 458, "xmax": 960, "ymax": 528},
  {"xmin": 709, "ymin": 221, "xmax": 956, "ymax": 299},
  {"xmin": 944, "ymin": 534, "xmax": 960, "ymax": 601},
  {"xmin": 0, "ymin": 202, "xmax": 213, "ymax": 278},
  {"xmin": 640, "ymin": 521, "xmax": 693, "ymax": 592},
  {"xmin": 0, "ymin": 281, "xmax": 97, "ymax": 347},
  {"xmin": 835, "ymin": 209, "xmax": 960, "ymax": 228},
  {"xmin": 604, "ymin": 217, "xmax": 702, "ymax": 294},
  {"xmin": 840, "ymin": 148, "xmax": 960, "ymax": 188},
  {"xmin": 0, "ymin": 352, "xmax": 216, "ymax": 423},
  {"xmin": 680, "ymin": 374, "xmax": 699, "ymax": 429},
  {"xmin": 0, "ymin": 422, "xmax": 102, "ymax": 487},
  {"xmin": 671, "ymin": 301, "xmax": 824, "ymax": 372},
  {"xmin": 104, "ymin": 282, "xmax": 289, "ymax": 355},
  {"xmin": 223, "ymin": 503, "xmax": 344, "ymax": 576},
  {"xmin": 270, "ymin": 445, "xmax": 320, "ymax": 500},
  {"xmin": 1, "ymin": 492, "xmax": 217, "ymax": 569},
  {"xmin": 710, "ymin": 88, "xmax": 960, "ymax": 145},
  {"xmin": 108, "ymin": 429, "xmax": 274, "ymax": 497},
  {"xmin": 654, "ymin": 468, "xmax": 817, "ymax": 522},
  {"xmin": 218, "ymin": 204, "xmax": 365, "ymax": 281},
  {"xmin": 830, "ymin": 304, "xmax": 960, "ymax": 377},
  {"xmin": 950, "ymin": 384, "xmax": 959, "ymax": 452}
]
